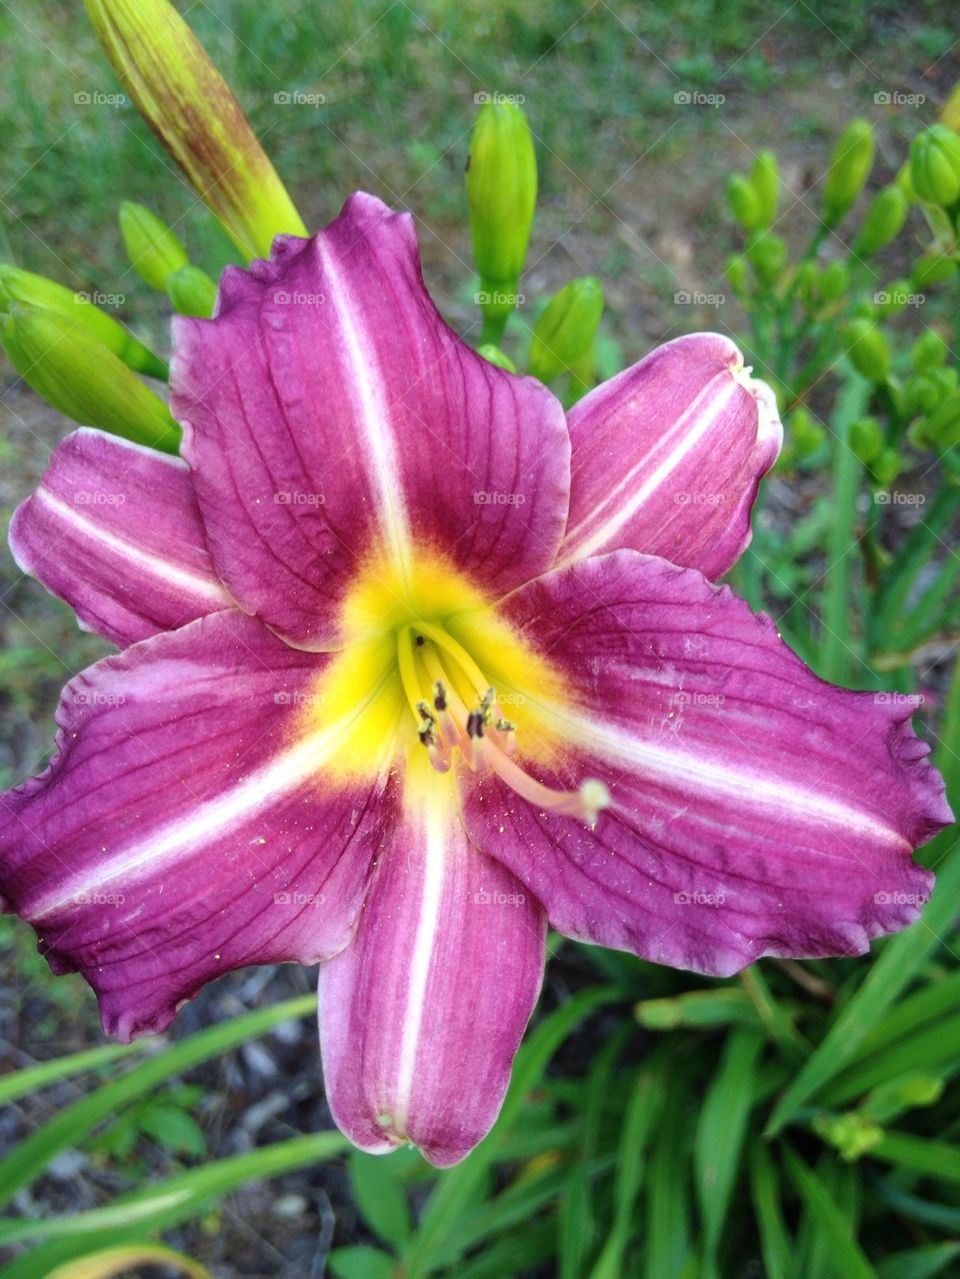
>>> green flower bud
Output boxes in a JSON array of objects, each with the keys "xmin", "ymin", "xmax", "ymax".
[
  {"xmin": 0, "ymin": 263, "xmax": 166, "ymax": 378},
  {"xmin": 85, "ymin": 0, "xmax": 306, "ymax": 259},
  {"xmin": 921, "ymin": 391, "xmax": 960, "ymax": 449},
  {"xmin": 528, "ymin": 276, "xmax": 604, "ymax": 382},
  {"xmin": 119, "ymin": 202, "xmax": 189, "ymax": 293},
  {"xmin": 1, "ymin": 304, "xmax": 179, "ymax": 453},
  {"xmin": 725, "ymin": 255, "xmax": 748, "ymax": 299},
  {"xmin": 817, "ymin": 260, "xmax": 849, "ymax": 303},
  {"xmin": 467, "ymin": 100, "xmax": 537, "ymax": 334},
  {"xmin": 930, "ymin": 368, "xmax": 959, "ymax": 398},
  {"xmin": 475, "ymin": 343, "xmax": 517, "ymax": 374},
  {"xmin": 849, "ymin": 416, "xmax": 884, "ymax": 463},
  {"xmin": 747, "ymin": 233, "xmax": 787, "ymax": 284},
  {"xmin": 822, "ymin": 120, "xmax": 874, "ymax": 226},
  {"xmin": 872, "ymin": 446, "xmax": 901, "ymax": 488},
  {"xmin": 726, "ymin": 174, "xmax": 761, "ymax": 230},
  {"xmin": 911, "ymin": 329, "xmax": 948, "ymax": 373},
  {"xmin": 909, "ymin": 125, "xmax": 960, "ymax": 206},
  {"xmin": 854, "ymin": 185, "xmax": 907, "ymax": 256},
  {"xmin": 911, "ymin": 254, "xmax": 956, "ymax": 288},
  {"xmin": 813, "ymin": 1112, "xmax": 884, "ymax": 1163},
  {"xmin": 903, "ymin": 373, "xmax": 943, "ymax": 418},
  {"xmin": 845, "ymin": 319, "xmax": 890, "ymax": 383},
  {"xmin": 788, "ymin": 407, "xmax": 825, "ymax": 461},
  {"xmin": 166, "ymin": 264, "xmax": 218, "ymax": 318},
  {"xmin": 750, "ymin": 150, "xmax": 779, "ymax": 228}
]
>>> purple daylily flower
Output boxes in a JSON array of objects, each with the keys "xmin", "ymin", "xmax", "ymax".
[{"xmin": 0, "ymin": 193, "xmax": 951, "ymax": 1166}]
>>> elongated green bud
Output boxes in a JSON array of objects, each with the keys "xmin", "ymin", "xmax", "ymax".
[
  {"xmin": 817, "ymin": 260, "xmax": 849, "ymax": 303},
  {"xmin": 747, "ymin": 233, "xmax": 787, "ymax": 285},
  {"xmin": 849, "ymin": 416, "xmax": 883, "ymax": 463},
  {"xmin": 2, "ymin": 305, "xmax": 180, "ymax": 453},
  {"xmin": 845, "ymin": 318, "xmax": 890, "ymax": 383},
  {"xmin": 0, "ymin": 264, "xmax": 167, "ymax": 378},
  {"xmin": 920, "ymin": 392, "xmax": 960, "ymax": 449},
  {"xmin": 750, "ymin": 150, "xmax": 779, "ymax": 228},
  {"xmin": 726, "ymin": 174, "xmax": 761, "ymax": 230},
  {"xmin": 166, "ymin": 264, "xmax": 218, "ymax": 317},
  {"xmin": 854, "ymin": 186, "xmax": 907, "ymax": 256},
  {"xmin": 119, "ymin": 202, "xmax": 189, "ymax": 292},
  {"xmin": 528, "ymin": 277, "xmax": 604, "ymax": 382},
  {"xmin": 822, "ymin": 120, "xmax": 874, "ymax": 226},
  {"xmin": 909, "ymin": 125, "xmax": 960, "ymax": 206},
  {"xmin": 725, "ymin": 255, "xmax": 748, "ymax": 300},
  {"xmin": 475, "ymin": 344, "xmax": 517, "ymax": 373},
  {"xmin": 467, "ymin": 100, "xmax": 537, "ymax": 336},
  {"xmin": 912, "ymin": 329, "xmax": 947, "ymax": 373},
  {"xmin": 871, "ymin": 446, "xmax": 901, "ymax": 488},
  {"xmin": 84, "ymin": 0, "xmax": 306, "ymax": 259}
]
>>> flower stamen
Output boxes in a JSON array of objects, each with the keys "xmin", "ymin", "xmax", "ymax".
[{"xmin": 394, "ymin": 624, "xmax": 609, "ymax": 825}]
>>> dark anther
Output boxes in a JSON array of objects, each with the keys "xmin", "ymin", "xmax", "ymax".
[
  {"xmin": 414, "ymin": 634, "xmax": 425, "ymax": 647},
  {"xmin": 418, "ymin": 727, "xmax": 435, "ymax": 747},
  {"xmin": 466, "ymin": 710, "xmax": 485, "ymax": 739},
  {"xmin": 433, "ymin": 680, "xmax": 448, "ymax": 711}
]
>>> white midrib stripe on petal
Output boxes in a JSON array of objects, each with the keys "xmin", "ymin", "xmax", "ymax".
[
  {"xmin": 27, "ymin": 712, "xmax": 378, "ymax": 921},
  {"xmin": 392, "ymin": 800, "xmax": 447, "ymax": 1130},
  {"xmin": 560, "ymin": 375, "xmax": 740, "ymax": 562},
  {"xmin": 315, "ymin": 237, "xmax": 412, "ymax": 580},
  {"xmin": 32, "ymin": 488, "xmax": 230, "ymax": 608},
  {"xmin": 539, "ymin": 702, "xmax": 910, "ymax": 849}
]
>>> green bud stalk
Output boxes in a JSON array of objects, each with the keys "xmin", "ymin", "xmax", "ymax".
[
  {"xmin": 2, "ymin": 304, "xmax": 180, "ymax": 453},
  {"xmin": 85, "ymin": 0, "xmax": 306, "ymax": 260},
  {"xmin": 528, "ymin": 276, "xmax": 604, "ymax": 382},
  {"xmin": 0, "ymin": 264, "xmax": 167, "ymax": 378},
  {"xmin": 822, "ymin": 120, "xmax": 874, "ymax": 227},
  {"xmin": 466, "ymin": 100, "xmax": 537, "ymax": 341},
  {"xmin": 166, "ymin": 264, "xmax": 219, "ymax": 318},
  {"xmin": 119, "ymin": 202, "xmax": 189, "ymax": 292}
]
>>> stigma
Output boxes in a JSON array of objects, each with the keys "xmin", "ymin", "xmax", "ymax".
[{"xmin": 396, "ymin": 625, "xmax": 610, "ymax": 827}]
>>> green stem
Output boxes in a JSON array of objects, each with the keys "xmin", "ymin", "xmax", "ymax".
[
  {"xmin": 820, "ymin": 375, "xmax": 870, "ymax": 684},
  {"xmin": 479, "ymin": 310, "xmax": 508, "ymax": 346}
]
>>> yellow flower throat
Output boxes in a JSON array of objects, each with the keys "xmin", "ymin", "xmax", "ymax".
[{"xmin": 300, "ymin": 549, "xmax": 609, "ymax": 823}]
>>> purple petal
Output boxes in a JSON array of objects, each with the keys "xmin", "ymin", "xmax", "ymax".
[
  {"xmin": 462, "ymin": 551, "xmax": 951, "ymax": 976},
  {"xmin": 171, "ymin": 192, "xmax": 570, "ymax": 649},
  {"xmin": 0, "ymin": 610, "xmax": 394, "ymax": 1040},
  {"xmin": 9, "ymin": 428, "xmax": 230, "ymax": 646},
  {"xmin": 559, "ymin": 334, "xmax": 781, "ymax": 579},
  {"xmin": 319, "ymin": 783, "xmax": 545, "ymax": 1166}
]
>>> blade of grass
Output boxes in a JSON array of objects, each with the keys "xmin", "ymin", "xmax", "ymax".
[
  {"xmin": 589, "ymin": 1060, "xmax": 666, "ymax": 1279},
  {"xmin": 696, "ymin": 1029, "xmax": 764, "ymax": 1277},
  {"xmin": 749, "ymin": 1143, "xmax": 792, "ymax": 1279},
  {"xmin": 0, "ymin": 993, "xmax": 315, "ymax": 1210},
  {"xmin": 0, "ymin": 1041, "xmax": 147, "ymax": 1106},
  {"xmin": 782, "ymin": 1146, "xmax": 877, "ymax": 1279},
  {"xmin": 0, "ymin": 1131, "xmax": 349, "ymax": 1245}
]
